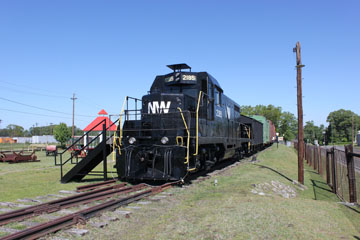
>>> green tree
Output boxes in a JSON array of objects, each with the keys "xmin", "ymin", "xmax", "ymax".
[
  {"xmin": 53, "ymin": 123, "xmax": 72, "ymax": 146},
  {"xmin": 240, "ymin": 105, "xmax": 255, "ymax": 116},
  {"xmin": 29, "ymin": 126, "xmax": 40, "ymax": 136},
  {"xmin": 326, "ymin": 109, "xmax": 360, "ymax": 143},
  {"xmin": 23, "ymin": 130, "xmax": 31, "ymax": 137},
  {"xmin": 241, "ymin": 105, "xmax": 298, "ymax": 141},
  {"xmin": 6, "ymin": 124, "xmax": 24, "ymax": 137},
  {"xmin": 0, "ymin": 128, "xmax": 10, "ymax": 137},
  {"xmin": 279, "ymin": 111, "xmax": 297, "ymax": 141},
  {"xmin": 304, "ymin": 121, "xmax": 325, "ymax": 144},
  {"xmin": 29, "ymin": 125, "xmax": 54, "ymax": 136},
  {"xmin": 241, "ymin": 104, "xmax": 282, "ymax": 129},
  {"xmin": 70, "ymin": 126, "xmax": 84, "ymax": 136},
  {"xmin": 262, "ymin": 105, "xmax": 282, "ymax": 129}
]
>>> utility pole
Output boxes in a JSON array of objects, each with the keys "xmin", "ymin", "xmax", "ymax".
[
  {"xmin": 332, "ymin": 120, "xmax": 334, "ymax": 145},
  {"xmin": 0, "ymin": 119, "xmax": 2, "ymax": 129},
  {"xmin": 352, "ymin": 114, "xmax": 354, "ymax": 146},
  {"xmin": 294, "ymin": 41, "xmax": 305, "ymax": 184},
  {"xmin": 50, "ymin": 122, "xmax": 53, "ymax": 135},
  {"xmin": 71, "ymin": 93, "xmax": 77, "ymax": 143},
  {"xmin": 355, "ymin": 121, "xmax": 358, "ymax": 145}
]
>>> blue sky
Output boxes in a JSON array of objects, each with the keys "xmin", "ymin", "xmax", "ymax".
[{"xmin": 0, "ymin": 0, "xmax": 359, "ymax": 130}]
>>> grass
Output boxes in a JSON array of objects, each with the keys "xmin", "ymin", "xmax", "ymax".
[
  {"xmin": 0, "ymin": 147, "xmax": 118, "ymax": 202},
  {"xmin": 0, "ymin": 143, "xmax": 31, "ymax": 151},
  {"xmin": 65, "ymin": 144, "xmax": 360, "ymax": 240}
]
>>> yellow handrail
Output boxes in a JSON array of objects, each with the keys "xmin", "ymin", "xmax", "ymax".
[
  {"xmin": 177, "ymin": 107, "xmax": 190, "ymax": 166},
  {"xmin": 112, "ymin": 96, "xmax": 128, "ymax": 161},
  {"xmin": 118, "ymin": 96, "xmax": 128, "ymax": 148},
  {"xmin": 193, "ymin": 91, "xmax": 203, "ymax": 156},
  {"xmin": 176, "ymin": 136, "xmax": 184, "ymax": 146}
]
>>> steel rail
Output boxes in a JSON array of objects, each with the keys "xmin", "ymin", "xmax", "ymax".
[
  {"xmin": 0, "ymin": 183, "xmax": 132, "ymax": 226},
  {"xmin": 76, "ymin": 179, "xmax": 117, "ymax": 192},
  {"xmin": 0, "ymin": 183, "xmax": 126, "ymax": 216},
  {"xmin": 0, "ymin": 183, "xmax": 174, "ymax": 240}
]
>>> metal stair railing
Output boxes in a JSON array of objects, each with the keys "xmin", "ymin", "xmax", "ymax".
[{"xmin": 58, "ymin": 118, "xmax": 119, "ymax": 181}]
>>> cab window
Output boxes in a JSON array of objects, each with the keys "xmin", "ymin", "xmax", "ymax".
[{"xmin": 214, "ymin": 87, "xmax": 222, "ymax": 105}]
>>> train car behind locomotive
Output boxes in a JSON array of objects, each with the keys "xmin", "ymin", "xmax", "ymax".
[{"xmin": 115, "ymin": 64, "xmax": 266, "ymax": 181}]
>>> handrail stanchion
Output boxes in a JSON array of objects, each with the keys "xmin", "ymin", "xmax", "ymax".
[
  {"xmin": 177, "ymin": 107, "xmax": 190, "ymax": 168},
  {"xmin": 60, "ymin": 153, "xmax": 63, "ymax": 179},
  {"xmin": 193, "ymin": 91, "xmax": 203, "ymax": 156},
  {"xmin": 102, "ymin": 123, "xmax": 107, "ymax": 181}
]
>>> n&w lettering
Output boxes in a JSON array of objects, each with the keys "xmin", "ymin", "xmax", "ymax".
[{"xmin": 148, "ymin": 101, "xmax": 171, "ymax": 114}]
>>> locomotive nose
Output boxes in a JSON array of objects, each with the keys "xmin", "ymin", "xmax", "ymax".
[{"xmin": 116, "ymin": 90, "xmax": 193, "ymax": 181}]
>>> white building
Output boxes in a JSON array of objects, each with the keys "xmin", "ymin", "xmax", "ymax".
[
  {"xmin": 13, "ymin": 137, "xmax": 32, "ymax": 143},
  {"xmin": 31, "ymin": 135, "xmax": 58, "ymax": 144}
]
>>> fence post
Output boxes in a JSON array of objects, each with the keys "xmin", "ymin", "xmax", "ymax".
[
  {"xmin": 344, "ymin": 144, "xmax": 357, "ymax": 203},
  {"xmin": 331, "ymin": 147, "xmax": 336, "ymax": 194},
  {"xmin": 313, "ymin": 146, "xmax": 316, "ymax": 170},
  {"xmin": 314, "ymin": 146, "xmax": 317, "ymax": 171},
  {"xmin": 326, "ymin": 150, "xmax": 330, "ymax": 185},
  {"xmin": 312, "ymin": 147, "xmax": 315, "ymax": 168},
  {"xmin": 318, "ymin": 145, "xmax": 322, "ymax": 175}
]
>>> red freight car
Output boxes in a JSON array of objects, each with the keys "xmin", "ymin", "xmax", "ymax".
[{"xmin": 268, "ymin": 120, "xmax": 276, "ymax": 142}]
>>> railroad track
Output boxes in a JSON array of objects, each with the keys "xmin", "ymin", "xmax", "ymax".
[{"xmin": 0, "ymin": 181, "xmax": 174, "ymax": 240}]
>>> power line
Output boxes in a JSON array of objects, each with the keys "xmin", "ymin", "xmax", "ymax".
[
  {"xmin": 1, "ymin": 85, "xmax": 108, "ymax": 113},
  {"xmin": 77, "ymin": 97, "xmax": 105, "ymax": 111},
  {"xmin": 71, "ymin": 93, "xmax": 77, "ymax": 141},
  {"xmin": 0, "ymin": 81, "xmax": 112, "ymax": 113},
  {"xmin": 1, "ymin": 84, "xmax": 109, "ymax": 113},
  {"xmin": 0, "ymin": 80, "xmax": 69, "ymax": 98},
  {"xmin": 0, "ymin": 96, "xmax": 96, "ymax": 118},
  {"xmin": 0, "ymin": 84, "xmax": 69, "ymax": 99},
  {"xmin": 0, "ymin": 108, "xmax": 88, "ymax": 122}
]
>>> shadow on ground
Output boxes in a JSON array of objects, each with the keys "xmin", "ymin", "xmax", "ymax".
[{"xmin": 253, "ymin": 163, "xmax": 293, "ymax": 182}]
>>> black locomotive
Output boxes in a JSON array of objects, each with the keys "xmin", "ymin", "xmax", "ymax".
[{"xmin": 115, "ymin": 64, "xmax": 267, "ymax": 181}]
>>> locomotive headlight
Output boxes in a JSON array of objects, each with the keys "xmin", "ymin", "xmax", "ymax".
[
  {"xmin": 161, "ymin": 136, "xmax": 169, "ymax": 145},
  {"xmin": 128, "ymin": 137, "xmax": 136, "ymax": 145}
]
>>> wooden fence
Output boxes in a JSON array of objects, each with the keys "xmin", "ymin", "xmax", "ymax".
[{"xmin": 294, "ymin": 142, "xmax": 359, "ymax": 204}]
